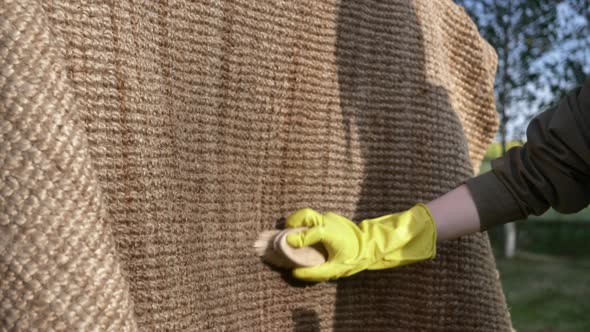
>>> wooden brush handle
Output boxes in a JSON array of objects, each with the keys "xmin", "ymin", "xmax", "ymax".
[{"xmin": 274, "ymin": 227, "xmax": 327, "ymax": 267}]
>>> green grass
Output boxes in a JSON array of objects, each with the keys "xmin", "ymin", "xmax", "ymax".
[
  {"xmin": 496, "ymin": 254, "xmax": 590, "ymax": 332},
  {"xmin": 480, "ymin": 144, "xmax": 590, "ymax": 331},
  {"xmin": 484, "ymin": 141, "xmax": 524, "ymax": 159}
]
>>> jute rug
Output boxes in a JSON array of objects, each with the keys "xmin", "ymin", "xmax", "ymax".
[{"xmin": 1, "ymin": 0, "xmax": 511, "ymax": 330}]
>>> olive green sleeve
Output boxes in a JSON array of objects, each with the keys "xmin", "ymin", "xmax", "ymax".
[{"xmin": 466, "ymin": 77, "xmax": 590, "ymax": 231}]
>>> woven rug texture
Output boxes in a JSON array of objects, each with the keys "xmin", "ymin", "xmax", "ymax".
[{"xmin": 1, "ymin": 0, "xmax": 512, "ymax": 330}]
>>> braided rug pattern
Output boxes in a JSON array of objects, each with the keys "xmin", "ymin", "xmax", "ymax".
[
  {"xmin": 0, "ymin": 1, "xmax": 137, "ymax": 330},
  {"xmin": 2, "ymin": 0, "xmax": 512, "ymax": 330}
]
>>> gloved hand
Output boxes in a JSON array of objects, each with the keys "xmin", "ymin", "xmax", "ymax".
[{"xmin": 285, "ymin": 204, "xmax": 437, "ymax": 282}]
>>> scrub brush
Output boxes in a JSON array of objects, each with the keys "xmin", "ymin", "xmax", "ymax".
[{"xmin": 254, "ymin": 227, "xmax": 327, "ymax": 269}]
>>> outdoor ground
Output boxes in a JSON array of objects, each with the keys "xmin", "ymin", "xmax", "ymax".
[
  {"xmin": 496, "ymin": 254, "xmax": 590, "ymax": 332},
  {"xmin": 480, "ymin": 157, "xmax": 590, "ymax": 331}
]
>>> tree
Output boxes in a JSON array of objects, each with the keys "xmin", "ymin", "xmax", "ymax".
[
  {"xmin": 515, "ymin": 1, "xmax": 590, "ymax": 138},
  {"xmin": 457, "ymin": 0, "xmax": 589, "ymax": 140},
  {"xmin": 456, "ymin": 0, "xmax": 590, "ymax": 257}
]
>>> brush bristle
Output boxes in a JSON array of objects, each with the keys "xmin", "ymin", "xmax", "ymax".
[
  {"xmin": 253, "ymin": 230, "xmax": 280, "ymax": 256},
  {"xmin": 253, "ymin": 230, "xmax": 296, "ymax": 269}
]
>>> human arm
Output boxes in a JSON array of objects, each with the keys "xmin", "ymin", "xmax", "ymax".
[
  {"xmin": 431, "ymin": 77, "xmax": 590, "ymax": 237},
  {"xmin": 466, "ymin": 77, "xmax": 590, "ymax": 231},
  {"xmin": 285, "ymin": 77, "xmax": 590, "ymax": 281},
  {"xmin": 427, "ymin": 184, "xmax": 480, "ymax": 241}
]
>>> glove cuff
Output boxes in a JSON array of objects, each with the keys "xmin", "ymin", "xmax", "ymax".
[
  {"xmin": 412, "ymin": 203, "xmax": 437, "ymax": 259},
  {"xmin": 366, "ymin": 203, "xmax": 437, "ymax": 270}
]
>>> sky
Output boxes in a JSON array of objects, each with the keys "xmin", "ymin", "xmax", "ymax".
[{"xmin": 461, "ymin": 0, "xmax": 590, "ymax": 141}]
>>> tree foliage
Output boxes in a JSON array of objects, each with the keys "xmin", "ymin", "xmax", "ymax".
[{"xmin": 456, "ymin": 0, "xmax": 589, "ymax": 142}]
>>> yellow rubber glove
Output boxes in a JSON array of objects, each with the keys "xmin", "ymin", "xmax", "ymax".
[{"xmin": 285, "ymin": 204, "xmax": 437, "ymax": 282}]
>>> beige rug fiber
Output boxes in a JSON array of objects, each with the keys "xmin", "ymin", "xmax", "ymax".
[{"xmin": 1, "ymin": 0, "xmax": 511, "ymax": 330}]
